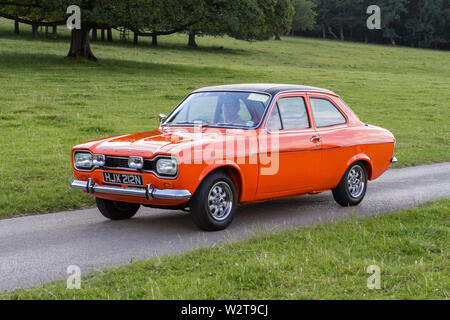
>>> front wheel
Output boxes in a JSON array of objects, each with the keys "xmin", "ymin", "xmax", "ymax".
[
  {"xmin": 96, "ymin": 198, "xmax": 140, "ymax": 220},
  {"xmin": 332, "ymin": 162, "xmax": 368, "ymax": 206},
  {"xmin": 190, "ymin": 171, "xmax": 238, "ymax": 231}
]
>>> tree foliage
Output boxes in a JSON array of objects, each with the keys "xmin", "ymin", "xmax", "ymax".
[
  {"xmin": 1, "ymin": 0, "xmax": 447, "ymax": 54},
  {"xmin": 303, "ymin": 0, "xmax": 449, "ymax": 49},
  {"xmin": 0, "ymin": 0, "xmax": 298, "ymax": 58},
  {"xmin": 186, "ymin": 0, "xmax": 295, "ymax": 43},
  {"xmin": 291, "ymin": 0, "xmax": 316, "ymax": 33}
]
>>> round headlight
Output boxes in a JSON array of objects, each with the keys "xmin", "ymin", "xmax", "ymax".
[
  {"xmin": 128, "ymin": 156, "xmax": 144, "ymax": 170},
  {"xmin": 156, "ymin": 158, "xmax": 178, "ymax": 176},
  {"xmin": 93, "ymin": 154, "xmax": 105, "ymax": 167},
  {"xmin": 74, "ymin": 152, "xmax": 93, "ymax": 170}
]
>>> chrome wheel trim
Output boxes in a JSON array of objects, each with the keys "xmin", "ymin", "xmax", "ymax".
[
  {"xmin": 207, "ymin": 181, "xmax": 233, "ymax": 221},
  {"xmin": 347, "ymin": 165, "xmax": 365, "ymax": 198}
]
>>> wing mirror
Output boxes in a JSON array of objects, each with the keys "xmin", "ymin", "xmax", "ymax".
[{"xmin": 159, "ymin": 113, "xmax": 167, "ymax": 125}]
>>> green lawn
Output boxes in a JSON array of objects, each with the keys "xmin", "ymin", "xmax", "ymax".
[
  {"xmin": 0, "ymin": 19, "xmax": 449, "ymax": 218},
  {"xmin": 5, "ymin": 199, "xmax": 449, "ymax": 300}
]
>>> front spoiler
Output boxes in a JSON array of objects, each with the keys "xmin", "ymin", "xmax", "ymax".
[{"xmin": 70, "ymin": 179, "xmax": 191, "ymax": 201}]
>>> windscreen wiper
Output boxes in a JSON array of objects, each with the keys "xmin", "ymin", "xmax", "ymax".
[{"xmin": 214, "ymin": 123, "xmax": 249, "ymax": 128}]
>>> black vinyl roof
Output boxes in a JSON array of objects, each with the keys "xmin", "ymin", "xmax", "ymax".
[{"xmin": 193, "ymin": 83, "xmax": 338, "ymax": 96}]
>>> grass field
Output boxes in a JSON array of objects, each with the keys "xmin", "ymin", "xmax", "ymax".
[
  {"xmin": 4, "ymin": 199, "xmax": 449, "ymax": 299},
  {"xmin": 0, "ymin": 19, "xmax": 449, "ymax": 218}
]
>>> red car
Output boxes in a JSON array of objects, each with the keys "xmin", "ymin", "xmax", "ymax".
[{"xmin": 71, "ymin": 84, "xmax": 397, "ymax": 230}]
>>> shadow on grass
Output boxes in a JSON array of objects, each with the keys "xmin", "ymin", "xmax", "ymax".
[
  {"xmin": 0, "ymin": 50, "xmax": 258, "ymax": 81},
  {"xmin": 0, "ymin": 28, "xmax": 253, "ymax": 56}
]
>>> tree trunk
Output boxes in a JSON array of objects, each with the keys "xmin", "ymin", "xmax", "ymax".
[
  {"xmin": 101, "ymin": 29, "xmax": 105, "ymax": 41},
  {"xmin": 45, "ymin": 26, "xmax": 48, "ymax": 38},
  {"xmin": 67, "ymin": 26, "xmax": 97, "ymax": 61},
  {"xmin": 14, "ymin": 19, "xmax": 19, "ymax": 34},
  {"xmin": 32, "ymin": 24, "xmax": 38, "ymax": 39},
  {"xmin": 322, "ymin": 24, "xmax": 326, "ymax": 39},
  {"xmin": 339, "ymin": 24, "xmax": 344, "ymax": 41},
  {"xmin": 133, "ymin": 32, "xmax": 138, "ymax": 45},
  {"xmin": 92, "ymin": 28, "xmax": 97, "ymax": 41},
  {"xmin": 52, "ymin": 26, "xmax": 57, "ymax": 39},
  {"xmin": 327, "ymin": 25, "xmax": 338, "ymax": 40},
  {"xmin": 107, "ymin": 28, "xmax": 112, "ymax": 42},
  {"xmin": 152, "ymin": 34, "xmax": 158, "ymax": 46},
  {"xmin": 274, "ymin": 33, "xmax": 281, "ymax": 40},
  {"xmin": 188, "ymin": 32, "xmax": 198, "ymax": 47}
]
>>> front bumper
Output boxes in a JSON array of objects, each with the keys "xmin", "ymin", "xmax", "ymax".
[{"xmin": 70, "ymin": 179, "xmax": 191, "ymax": 201}]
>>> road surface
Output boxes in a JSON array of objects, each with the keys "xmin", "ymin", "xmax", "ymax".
[{"xmin": 1, "ymin": 162, "xmax": 449, "ymax": 292}]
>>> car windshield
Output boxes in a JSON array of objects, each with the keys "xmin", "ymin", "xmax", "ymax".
[{"xmin": 165, "ymin": 91, "xmax": 271, "ymax": 128}]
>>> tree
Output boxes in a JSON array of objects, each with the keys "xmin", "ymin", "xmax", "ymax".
[
  {"xmin": 403, "ymin": 0, "xmax": 447, "ymax": 48},
  {"xmin": 291, "ymin": 0, "xmax": 316, "ymax": 34},
  {"xmin": 0, "ymin": 0, "xmax": 67, "ymax": 39},
  {"xmin": 0, "ymin": 0, "xmax": 205, "ymax": 60},
  {"xmin": 378, "ymin": 0, "xmax": 409, "ymax": 45},
  {"xmin": 184, "ymin": 0, "xmax": 295, "ymax": 46},
  {"xmin": 185, "ymin": 0, "xmax": 273, "ymax": 47},
  {"xmin": 313, "ymin": 0, "xmax": 338, "ymax": 39},
  {"xmin": 268, "ymin": 0, "xmax": 295, "ymax": 40}
]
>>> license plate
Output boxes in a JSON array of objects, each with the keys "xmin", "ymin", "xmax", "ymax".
[{"xmin": 103, "ymin": 172, "xmax": 143, "ymax": 186}]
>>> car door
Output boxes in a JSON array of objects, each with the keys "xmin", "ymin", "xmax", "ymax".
[
  {"xmin": 257, "ymin": 94, "xmax": 321, "ymax": 196},
  {"xmin": 308, "ymin": 94, "xmax": 350, "ymax": 190}
]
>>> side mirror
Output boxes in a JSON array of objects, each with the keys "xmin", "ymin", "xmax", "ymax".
[{"xmin": 159, "ymin": 113, "xmax": 167, "ymax": 125}]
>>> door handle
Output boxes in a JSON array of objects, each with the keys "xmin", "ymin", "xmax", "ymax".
[{"xmin": 310, "ymin": 136, "xmax": 322, "ymax": 143}]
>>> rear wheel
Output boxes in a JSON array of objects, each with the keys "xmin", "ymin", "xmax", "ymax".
[
  {"xmin": 190, "ymin": 171, "xmax": 237, "ymax": 231},
  {"xmin": 96, "ymin": 198, "xmax": 140, "ymax": 220},
  {"xmin": 332, "ymin": 162, "xmax": 368, "ymax": 206}
]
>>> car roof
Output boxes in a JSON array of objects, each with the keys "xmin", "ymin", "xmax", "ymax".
[{"xmin": 193, "ymin": 83, "xmax": 338, "ymax": 97}]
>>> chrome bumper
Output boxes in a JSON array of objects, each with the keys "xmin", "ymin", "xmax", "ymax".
[
  {"xmin": 70, "ymin": 179, "xmax": 191, "ymax": 201},
  {"xmin": 391, "ymin": 156, "xmax": 398, "ymax": 164}
]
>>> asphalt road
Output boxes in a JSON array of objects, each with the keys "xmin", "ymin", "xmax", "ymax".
[{"xmin": 1, "ymin": 162, "xmax": 449, "ymax": 292}]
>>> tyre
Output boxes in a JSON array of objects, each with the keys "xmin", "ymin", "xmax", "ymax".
[
  {"xmin": 190, "ymin": 171, "xmax": 238, "ymax": 231},
  {"xmin": 332, "ymin": 162, "xmax": 368, "ymax": 207},
  {"xmin": 96, "ymin": 198, "xmax": 140, "ymax": 220}
]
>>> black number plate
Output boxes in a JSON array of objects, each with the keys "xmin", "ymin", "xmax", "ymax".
[{"xmin": 103, "ymin": 172, "xmax": 143, "ymax": 186}]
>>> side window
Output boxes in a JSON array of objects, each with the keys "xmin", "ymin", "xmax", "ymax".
[
  {"xmin": 310, "ymin": 98, "xmax": 346, "ymax": 127},
  {"xmin": 277, "ymin": 97, "xmax": 310, "ymax": 130},
  {"xmin": 267, "ymin": 105, "xmax": 282, "ymax": 131}
]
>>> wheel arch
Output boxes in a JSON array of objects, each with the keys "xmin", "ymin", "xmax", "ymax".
[
  {"xmin": 197, "ymin": 164, "xmax": 243, "ymax": 202},
  {"xmin": 345, "ymin": 154, "xmax": 373, "ymax": 180}
]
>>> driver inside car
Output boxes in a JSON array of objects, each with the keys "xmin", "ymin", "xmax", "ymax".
[{"xmin": 223, "ymin": 100, "xmax": 246, "ymax": 125}]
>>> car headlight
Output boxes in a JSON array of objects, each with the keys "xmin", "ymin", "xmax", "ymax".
[
  {"xmin": 128, "ymin": 156, "xmax": 144, "ymax": 170},
  {"xmin": 74, "ymin": 151, "xmax": 93, "ymax": 170},
  {"xmin": 156, "ymin": 158, "xmax": 178, "ymax": 177},
  {"xmin": 93, "ymin": 154, "xmax": 105, "ymax": 167}
]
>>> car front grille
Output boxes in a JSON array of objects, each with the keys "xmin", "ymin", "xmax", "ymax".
[
  {"xmin": 104, "ymin": 156, "xmax": 155, "ymax": 171},
  {"xmin": 105, "ymin": 157, "xmax": 129, "ymax": 169}
]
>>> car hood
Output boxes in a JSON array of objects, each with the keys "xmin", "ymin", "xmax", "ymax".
[{"xmin": 74, "ymin": 127, "xmax": 241, "ymax": 158}]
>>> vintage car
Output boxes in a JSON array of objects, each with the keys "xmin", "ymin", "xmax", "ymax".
[{"xmin": 70, "ymin": 84, "xmax": 397, "ymax": 231}]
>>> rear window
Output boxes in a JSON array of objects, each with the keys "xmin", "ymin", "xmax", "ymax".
[{"xmin": 310, "ymin": 98, "xmax": 346, "ymax": 127}]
